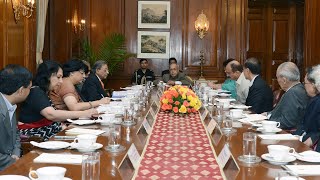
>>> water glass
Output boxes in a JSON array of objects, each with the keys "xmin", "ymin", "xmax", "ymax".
[
  {"xmin": 223, "ymin": 117, "xmax": 233, "ymax": 131},
  {"xmin": 238, "ymin": 132, "xmax": 261, "ymax": 163},
  {"xmin": 82, "ymin": 152, "xmax": 100, "ymax": 180},
  {"xmin": 108, "ymin": 125, "xmax": 121, "ymax": 149}
]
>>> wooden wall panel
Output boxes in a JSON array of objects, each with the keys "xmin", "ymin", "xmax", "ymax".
[
  {"xmin": 0, "ymin": 0, "xmax": 36, "ymax": 72},
  {"xmin": 305, "ymin": 0, "xmax": 320, "ymax": 67}
]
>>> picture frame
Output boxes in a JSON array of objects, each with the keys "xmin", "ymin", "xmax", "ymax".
[
  {"xmin": 137, "ymin": 31, "xmax": 170, "ymax": 59},
  {"xmin": 138, "ymin": 1, "xmax": 171, "ymax": 29}
]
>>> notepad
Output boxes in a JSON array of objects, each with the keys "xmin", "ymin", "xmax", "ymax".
[
  {"xmin": 65, "ymin": 128, "xmax": 105, "ymax": 136},
  {"xmin": 34, "ymin": 153, "xmax": 82, "ymax": 165},
  {"xmin": 284, "ymin": 165, "xmax": 320, "ymax": 176},
  {"xmin": 258, "ymin": 134, "xmax": 299, "ymax": 140}
]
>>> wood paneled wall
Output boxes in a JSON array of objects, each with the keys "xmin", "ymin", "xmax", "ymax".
[
  {"xmin": 0, "ymin": 0, "xmax": 36, "ymax": 73},
  {"xmin": 305, "ymin": 0, "xmax": 320, "ymax": 67},
  {"xmin": 2, "ymin": 0, "xmax": 320, "ymax": 90}
]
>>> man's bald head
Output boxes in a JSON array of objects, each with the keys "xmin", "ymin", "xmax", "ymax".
[{"xmin": 225, "ymin": 60, "xmax": 243, "ymax": 80}]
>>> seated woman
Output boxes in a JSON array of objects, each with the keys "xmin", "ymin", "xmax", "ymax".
[
  {"xmin": 50, "ymin": 59, "xmax": 110, "ymax": 110},
  {"xmin": 293, "ymin": 65, "xmax": 320, "ymax": 151},
  {"xmin": 18, "ymin": 60, "xmax": 97, "ymax": 140}
]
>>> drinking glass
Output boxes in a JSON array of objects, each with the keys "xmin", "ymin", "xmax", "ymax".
[
  {"xmin": 106, "ymin": 124, "xmax": 125, "ymax": 152},
  {"xmin": 82, "ymin": 152, "xmax": 100, "ymax": 180},
  {"xmin": 238, "ymin": 132, "xmax": 261, "ymax": 163}
]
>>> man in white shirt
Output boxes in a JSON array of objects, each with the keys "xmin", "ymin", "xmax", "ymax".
[
  {"xmin": 224, "ymin": 60, "xmax": 251, "ymax": 103},
  {"xmin": 0, "ymin": 64, "xmax": 32, "ymax": 170}
]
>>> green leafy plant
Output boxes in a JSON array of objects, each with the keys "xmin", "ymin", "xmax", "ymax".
[{"xmin": 80, "ymin": 33, "xmax": 135, "ymax": 74}]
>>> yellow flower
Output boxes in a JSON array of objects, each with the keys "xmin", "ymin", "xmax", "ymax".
[
  {"xmin": 179, "ymin": 105, "xmax": 187, "ymax": 113},
  {"xmin": 162, "ymin": 98, "xmax": 168, "ymax": 104},
  {"xmin": 181, "ymin": 93, "xmax": 187, "ymax": 100},
  {"xmin": 189, "ymin": 99, "xmax": 197, "ymax": 107},
  {"xmin": 194, "ymin": 104, "xmax": 201, "ymax": 110},
  {"xmin": 187, "ymin": 95, "xmax": 193, "ymax": 101}
]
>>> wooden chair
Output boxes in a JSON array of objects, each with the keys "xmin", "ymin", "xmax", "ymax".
[{"xmin": 20, "ymin": 135, "xmax": 44, "ymax": 156}]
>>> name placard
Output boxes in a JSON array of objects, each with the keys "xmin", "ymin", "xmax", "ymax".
[
  {"xmin": 217, "ymin": 144, "xmax": 240, "ymax": 171},
  {"xmin": 200, "ymin": 108, "xmax": 209, "ymax": 121},
  {"xmin": 127, "ymin": 144, "xmax": 141, "ymax": 169},
  {"xmin": 207, "ymin": 119, "xmax": 217, "ymax": 134},
  {"xmin": 142, "ymin": 118, "xmax": 152, "ymax": 134},
  {"xmin": 217, "ymin": 144, "xmax": 232, "ymax": 169}
]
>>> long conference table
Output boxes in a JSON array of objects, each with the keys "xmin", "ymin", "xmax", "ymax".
[{"xmin": 0, "ymin": 89, "xmax": 319, "ymax": 180}]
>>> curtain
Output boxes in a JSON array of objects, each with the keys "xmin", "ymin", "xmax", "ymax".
[{"xmin": 36, "ymin": 0, "xmax": 49, "ymax": 66}]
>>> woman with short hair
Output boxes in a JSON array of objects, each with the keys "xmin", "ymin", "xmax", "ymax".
[{"xmin": 50, "ymin": 59, "xmax": 110, "ymax": 111}]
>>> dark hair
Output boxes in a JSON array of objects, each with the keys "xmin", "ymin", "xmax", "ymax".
[
  {"xmin": 169, "ymin": 57, "xmax": 177, "ymax": 64},
  {"xmin": 33, "ymin": 60, "xmax": 62, "ymax": 92},
  {"xmin": 92, "ymin": 60, "xmax": 107, "ymax": 74},
  {"xmin": 63, "ymin": 59, "xmax": 87, "ymax": 77},
  {"xmin": 244, "ymin": 57, "xmax": 261, "ymax": 75},
  {"xmin": 0, "ymin": 64, "xmax": 32, "ymax": 95},
  {"xmin": 230, "ymin": 63, "xmax": 243, "ymax": 73},
  {"xmin": 306, "ymin": 67, "xmax": 316, "ymax": 84},
  {"xmin": 223, "ymin": 58, "xmax": 235, "ymax": 67},
  {"xmin": 140, "ymin": 58, "xmax": 148, "ymax": 64}
]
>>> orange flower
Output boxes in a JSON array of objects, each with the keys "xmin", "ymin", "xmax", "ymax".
[
  {"xmin": 183, "ymin": 100, "xmax": 189, "ymax": 107},
  {"xmin": 174, "ymin": 101, "xmax": 180, "ymax": 105},
  {"xmin": 173, "ymin": 107, "xmax": 179, "ymax": 113}
]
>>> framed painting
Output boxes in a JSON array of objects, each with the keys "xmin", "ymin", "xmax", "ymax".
[
  {"xmin": 138, "ymin": 1, "xmax": 170, "ymax": 29},
  {"xmin": 137, "ymin": 31, "xmax": 170, "ymax": 59}
]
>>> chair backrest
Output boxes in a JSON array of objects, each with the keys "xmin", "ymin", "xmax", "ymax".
[{"xmin": 273, "ymin": 89, "xmax": 284, "ymax": 108}]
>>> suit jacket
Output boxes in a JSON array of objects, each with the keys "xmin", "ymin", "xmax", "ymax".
[
  {"xmin": 81, "ymin": 74, "xmax": 108, "ymax": 102},
  {"xmin": 270, "ymin": 83, "xmax": 309, "ymax": 129},
  {"xmin": 0, "ymin": 95, "xmax": 20, "ymax": 171},
  {"xmin": 245, "ymin": 75, "xmax": 273, "ymax": 114},
  {"xmin": 162, "ymin": 72, "xmax": 192, "ymax": 86}
]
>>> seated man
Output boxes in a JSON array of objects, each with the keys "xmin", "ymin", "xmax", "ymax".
[
  {"xmin": 0, "ymin": 64, "xmax": 32, "ymax": 170},
  {"xmin": 208, "ymin": 59, "xmax": 237, "ymax": 99},
  {"xmin": 293, "ymin": 65, "xmax": 320, "ymax": 151},
  {"xmin": 161, "ymin": 57, "xmax": 182, "ymax": 76},
  {"xmin": 268, "ymin": 62, "xmax": 309, "ymax": 130},
  {"xmin": 162, "ymin": 63, "xmax": 192, "ymax": 86},
  {"xmin": 131, "ymin": 59, "xmax": 155, "ymax": 85},
  {"xmin": 244, "ymin": 57, "xmax": 273, "ymax": 114},
  {"xmin": 225, "ymin": 60, "xmax": 251, "ymax": 104},
  {"xmin": 81, "ymin": 60, "xmax": 109, "ymax": 101}
]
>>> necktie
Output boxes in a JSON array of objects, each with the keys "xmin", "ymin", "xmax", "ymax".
[{"xmin": 100, "ymin": 80, "xmax": 105, "ymax": 89}]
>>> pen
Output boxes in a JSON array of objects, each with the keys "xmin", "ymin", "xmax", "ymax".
[{"xmin": 54, "ymin": 136, "xmax": 76, "ymax": 140}]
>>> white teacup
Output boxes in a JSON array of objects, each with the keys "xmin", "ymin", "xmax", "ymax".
[
  {"xmin": 175, "ymin": 81, "xmax": 182, "ymax": 85},
  {"xmin": 267, "ymin": 145, "xmax": 295, "ymax": 161},
  {"xmin": 29, "ymin": 166, "xmax": 66, "ymax": 180},
  {"xmin": 230, "ymin": 109, "xmax": 243, "ymax": 118},
  {"xmin": 100, "ymin": 113, "xmax": 115, "ymax": 121},
  {"xmin": 74, "ymin": 134, "xmax": 97, "ymax": 148},
  {"xmin": 262, "ymin": 121, "xmax": 280, "ymax": 132}
]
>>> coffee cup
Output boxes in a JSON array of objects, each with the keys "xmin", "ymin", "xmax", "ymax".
[
  {"xmin": 99, "ymin": 113, "xmax": 115, "ymax": 125},
  {"xmin": 74, "ymin": 134, "xmax": 97, "ymax": 148},
  {"xmin": 29, "ymin": 166, "xmax": 66, "ymax": 180},
  {"xmin": 230, "ymin": 109, "xmax": 243, "ymax": 118},
  {"xmin": 267, "ymin": 145, "xmax": 295, "ymax": 161},
  {"xmin": 262, "ymin": 121, "xmax": 280, "ymax": 131}
]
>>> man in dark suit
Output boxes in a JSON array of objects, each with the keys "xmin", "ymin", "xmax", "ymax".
[
  {"xmin": 81, "ymin": 60, "xmax": 109, "ymax": 101},
  {"xmin": 162, "ymin": 63, "xmax": 193, "ymax": 86},
  {"xmin": 131, "ymin": 59, "xmax": 155, "ymax": 85},
  {"xmin": 0, "ymin": 64, "xmax": 32, "ymax": 170},
  {"xmin": 268, "ymin": 62, "xmax": 309, "ymax": 129},
  {"xmin": 244, "ymin": 58, "xmax": 273, "ymax": 114}
]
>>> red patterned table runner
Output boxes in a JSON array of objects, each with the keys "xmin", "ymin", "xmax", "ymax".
[{"xmin": 135, "ymin": 112, "xmax": 224, "ymax": 179}]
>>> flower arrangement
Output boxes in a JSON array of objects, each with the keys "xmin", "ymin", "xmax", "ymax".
[{"xmin": 160, "ymin": 85, "xmax": 202, "ymax": 114}]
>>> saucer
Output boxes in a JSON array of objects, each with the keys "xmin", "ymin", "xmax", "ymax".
[
  {"xmin": 231, "ymin": 104, "xmax": 252, "ymax": 109},
  {"xmin": 295, "ymin": 151, "xmax": 320, "ymax": 162},
  {"xmin": 0, "ymin": 175, "xmax": 29, "ymax": 180},
  {"xmin": 261, "ymin": 153, "xmax": 296, "ymax": 165},
  {"xmin": 218, "ymin": 93, "xmax": 231, "ymax": 97},
  {"xmin": 226, "ymin": 114, "xmax": 246, "ymax": 119},
  {"xmin": 31, "ymin": 141, "xmax": 70, "ymax": 150},
  {"xmin": 257, "ymin": 127, "xmax": 282, "ymax": 134},
  {"xmin": 67, "ymin": 119, "xmax": 96, "ymax": 125},
  {"xmin": 71, "ymin": 143, "xmax": 103, "ymax": 152}
]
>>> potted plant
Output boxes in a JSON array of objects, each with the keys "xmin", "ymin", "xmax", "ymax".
[{"xmin": 80, "ymin": 33, "xmax": 135, "ymax": 74}]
